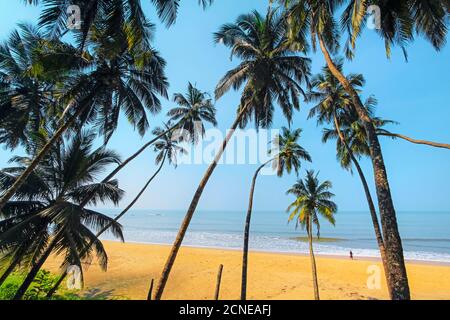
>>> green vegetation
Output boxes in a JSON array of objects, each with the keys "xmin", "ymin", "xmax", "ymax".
[{"xmin": 0, "ymin": 270, "xmax": 82, "ymax": 300}]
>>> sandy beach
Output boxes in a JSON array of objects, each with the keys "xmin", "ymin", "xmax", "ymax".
[{"xmin": 44, "ymin": 241, "xmax": 450, "ymax": 300}]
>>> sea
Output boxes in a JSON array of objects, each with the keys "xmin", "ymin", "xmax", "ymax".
[{"xmin": 100, "ymin": 209, "xmax": 450, "ymax": 264}]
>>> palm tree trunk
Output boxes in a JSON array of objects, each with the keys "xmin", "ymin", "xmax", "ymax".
[
  {"xmin": 13, "ymin": 234, "xmax": 60, "ymax": 300},
  {"xmin": 377, "ymin": 132, "xmax": 450, "ymax": 150},
  {"xmin": 333, "ymin": 113, "xmax": 392, "ymax": 298},
  {"xmin": 241, "ymin": 159, "xmax": 272, "ymax": 300},
  {"xmin": 318, "ymin": 35, "xmax": 410, "ymax": 300},
  {"xmin": 0, "ymin": 106, "xmax": 87, "ymax": 213},
  {"xmin": 45, "ymin": 154, "xmax": 167, "ymax": 298},
  {"xmin": 308, "ymin": 218, "xmax": 320, "ymax": 300},
  {"xmin": 0, "ymin": 254, "xmax": 22, "ymax": 287},
  {"xmin": 153, "ymin": 105, "xmax": 249, "ymax": 300},
  {"xmin": 99, "ymin": 152, "xmax": 167, "ymax": 233}
]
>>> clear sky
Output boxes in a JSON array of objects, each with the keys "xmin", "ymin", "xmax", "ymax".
[{"xmin": 0, "ymin": 1, "xmax": 449, "ymax": 212}]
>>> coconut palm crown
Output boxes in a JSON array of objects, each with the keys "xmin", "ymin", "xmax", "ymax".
[{"xmin": 213, "ymin": 8, "xmax": 311, "ymax": 128}]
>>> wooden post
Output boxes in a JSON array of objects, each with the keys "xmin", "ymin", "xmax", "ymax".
[
  {"xmin": 214, "ymin": 264, "xmax": 224, "ymax": 300},
  {"xmin": 147, "ymin": 279, "xmax": 154, "ymax": 300}
]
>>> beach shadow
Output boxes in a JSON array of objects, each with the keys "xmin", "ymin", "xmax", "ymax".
[{"xmin": 82, "ymin": 288, "xmax": 116, "ymax": 300}]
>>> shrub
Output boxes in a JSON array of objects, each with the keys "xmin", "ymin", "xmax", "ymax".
[{"xmin": 0, "ymin": 270, "xmax": 82, "ymax": 300}]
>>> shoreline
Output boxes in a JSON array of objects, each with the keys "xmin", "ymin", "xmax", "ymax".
[
  {"xmin": 101, "ymin": 239, "xmax": 450, "ymax": 267},
  {"xmin": 45, "ymin": 240, "xmax": 450, "ymax": 300}
]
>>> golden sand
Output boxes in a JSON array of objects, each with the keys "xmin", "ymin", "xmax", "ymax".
[{"xmin": 44, "ymin": 241, "xmax": 450, "ymax": 300}]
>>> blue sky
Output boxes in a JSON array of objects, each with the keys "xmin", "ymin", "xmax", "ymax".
[{"xmin": 0, "ymin": 1, "xmax": 449, "ymax": 212}]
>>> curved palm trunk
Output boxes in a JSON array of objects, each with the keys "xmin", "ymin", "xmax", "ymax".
[
  {"xmin": 241, "ymin": 159, "xmax": 272, "ymax": 300},
  {"xmin": 13, "ymin": 233, "xmax": 60, "ymax": 300},
  {"xmin": 308, "ymin": 218, "xmax": 320, "ymax": 300},
  {"xmin": 0, "ymin": 105, "xmax": 88, "ymax": 213},
  {"xmin": 318, "ymin": 35, "xmax": 410, "ymax": 300},
  {"xmin": 333, "ymin": 113, "xmax": 392, "ymax": 298},
  {"xmin": 377, "ymin": 132, "xmax": 450, "ymax": 150},
  {"xmin": 45, "ymin": 154, "xmax": 167, "ymax": 298},
  {"xmin": 153, "ymin": 105, "xmax": 249, "ymax": 300}
]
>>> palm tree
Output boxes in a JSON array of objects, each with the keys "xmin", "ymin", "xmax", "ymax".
[
  {"xmin": 0, "ymin": 23, "xmax": 169, "ymax": 213},
  {"xmin": 286, "ymin": 170, "xmax": 337, "ymax": 300},
  {"xmin": 241, "ymin": 127, "xmax": 311, "ymax": 300},
  {"xmin": 284, "ymin": 0, "xmax": 449, "ymax": 299},
  {"xmin": 26, "ymin": 0, "xmax": 214, "ymax": 48},
  {"xmin": 0, "ymin": 24, "xmax": 60, "ymax": 151},
  {"xmin": 153, "ymin": 8, "xmax": 311, "ymax": 299},
  {"xmin": 307, "ymin": 62, "xmax": 394, "ymax": 296},
  {"xmin": 0, "ymin": 130, "xmax": 124, "ymax": 299},
  {"xmin": 44, "ymin": 122, "xmax": 190, "ymax": 298},
  {"xmin": 168, "ymin": 82, "xmax": 217, "ymax": 144},
  {"xmin": 39, "ymin": 82, "xmax": 217, "ymax": 298},
  {"xmin": 67, "ymin": 82, "xmax": 217, "ymax": 212},
  {"xmin": 281, "ymin": 0, "xmax": 403, "ymax": 299}
]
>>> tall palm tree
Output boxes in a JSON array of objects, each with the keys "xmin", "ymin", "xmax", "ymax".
[
  {"xmin": 309, "ymin": 60, "xmax": 450, "ymax": 296},
  {"xmin": 44, "ymin": 122, "xmax": 190, "ymax": 298},
  {"xmin": 284, "ymin": 0, "xmax": 449, "ymax": 299},
  {"xmin": 241, "ymin": 127, "xmax": 311, "ymax": 300},
  {"xmin": 0, "ymin": 130, "xmax": 124, "ymax": 299},
  {"xmin": 0, "ymin": 23, "xmax": 169, "ymax": 213},
  {"xmin": 286, "ymin": 170, "xmax": 337, "ymax": 300},
  {"xmin": 280, "ymin": 0, "xmax": 401, "ymax": 299},
  {"xmin": 153, "ymin": 8, "xmax": 311, "ymax": 299},
  {"xmin": 307, "ymin": 62, "xmax": 393, "ymax": 297}
]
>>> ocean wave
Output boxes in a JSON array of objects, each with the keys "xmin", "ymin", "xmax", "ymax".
[{"xmin": 101, "ymin": 228, "xmax": 450, "ymax": 264}]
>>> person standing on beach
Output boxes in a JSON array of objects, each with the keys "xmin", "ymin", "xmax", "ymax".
[{"xmin": 349, "ymin": 251, "xmax": 354, "ymax": 260}]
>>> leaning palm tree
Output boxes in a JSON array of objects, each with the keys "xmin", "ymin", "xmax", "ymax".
[
  {"xmin": 39, "ymin": 83, "xmax": 217, "ymax": 298},
  {"xmin": 307, "ymin": 62, "xmax": 394, "ymax": 297},
  {"xmin": 286, "ymin": 170, "xmax": 337, "ymax": 300},
  {"xmin": 153, "ymin": 8, "xmax": 311, "ymax": 299},
  {"xmin": 283, "ymin": 0, "xmax": 449, "ymax": 299},
  {"xmin": 44, "ymin": 122, "xmax": 190, "ymax": 298},
  {"xmin": 64, "ymin": 82, "xmax": 217, "ymax": 213},
  {"xmin": 309, "ymin": 61, "xmax": 450, "ymax": 297},
  {"xmin": 241, "ymin": 127, "xmax": 311, "ymax": 300},
  {"xmin": 0, "ymin": 23, "xmax": 168, "ymax": 213},
  {"xmin": 0, "ymin": 130, "xmax": 124, "ymax": 299},
  {"xmin": 280, "ymin": 0, "xmax": 402, "ymax": 299}
]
